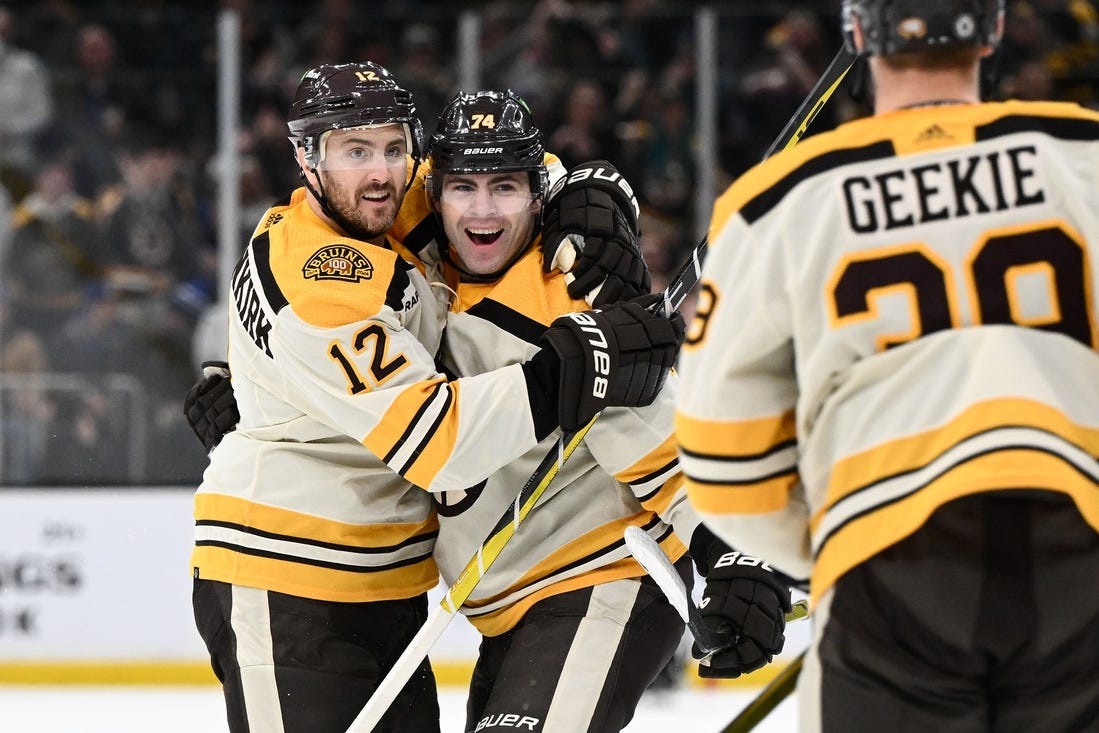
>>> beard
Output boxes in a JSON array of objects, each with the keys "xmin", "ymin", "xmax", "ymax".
[{"xmin": 322, "ymin": 174, "xmax": 402, "ymax": 242}]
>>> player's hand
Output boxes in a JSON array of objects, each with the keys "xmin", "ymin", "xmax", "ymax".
[
  {"xmin": 183, "ymin": 361, "xmax": 240, "ymax": 452},
  {"xmin": 694, "ymin": 542, "xmax": 793, "ymax": 679},
  {"xmin": 538, "ymin": 294, "xmax": 684, "ymax": 431},
  {"xmin": 541, "ymin": 160, "xmax": 651, "ymax": 307}
]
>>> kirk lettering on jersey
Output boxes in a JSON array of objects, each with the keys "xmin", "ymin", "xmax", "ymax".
[
  {"xmin": 231, "ymin": 257, "xmax": 273, "ymax": 358},
  {"xmin": 843, "ymin": 143, "xmax": 1046, "ymax": 234}
]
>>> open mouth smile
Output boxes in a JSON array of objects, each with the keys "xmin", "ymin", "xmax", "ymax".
[{"xmin": 467, "ymin": 227, "xmax": 504, "ymax": 245}]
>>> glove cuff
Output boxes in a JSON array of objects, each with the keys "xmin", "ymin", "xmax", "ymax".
[
  {"xmin": 521, "ymin": 349, "xmax": 561, "ymax": 440},
  {"xmin": 689, "ymin": 523, "xmax": 727, "ymax": 579}
]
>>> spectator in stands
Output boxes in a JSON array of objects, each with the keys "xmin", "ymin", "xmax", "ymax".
[
  {"xmin": 547, "ymin": 78, "xmax": 619, "ymax": 168},
  {"xmin": 0, "ymin": 326, "xmax": 133, "ymax": 485},
  {"xmin": 0, "ymin": 7, "xmax": 54, "ymax": 200},
  {"xmin": 636, "ymin": 86, "xmax": 694, "ymax": 225},
  {"xmin": 51, "ymin": 23, "xmax": 132, "ymax": 199},
  {"xmin": 0, "ymin": 329, "xmax": 55, "ymax": 484},
  {"xmin": 96, "ymin": 127, "xmax": 208, "ymax": 312},
  {"xmin": 1, "ymin": 141, "xmax": 101, "ymax": 365},
  {"xmin": 393, "ymin": 22, "xmax": 452, "ymax": 127}
]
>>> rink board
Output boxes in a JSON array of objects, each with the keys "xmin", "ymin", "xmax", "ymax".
[{"xmin": 0, "ymin": 489, "xmax": 805, "ymax": 687}]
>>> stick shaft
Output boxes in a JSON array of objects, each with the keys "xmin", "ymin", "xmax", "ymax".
[
  {"xmin": 344, "ymin": 425, "xmax": 591, "ymax": 733},
  {"xmin": 721, "ymin": 652, "xmax": 805, "ymax": 733},
  {"xmin": 761, "ymin": 47, "xmax": 857, "ymax": 160}
]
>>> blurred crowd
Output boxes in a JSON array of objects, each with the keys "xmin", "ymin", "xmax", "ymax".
[{"xmin": 1, "ymin": 0, "xmax": 1098, "ymax": 486}]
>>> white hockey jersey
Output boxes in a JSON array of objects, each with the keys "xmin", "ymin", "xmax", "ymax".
[
  {"xmin": 193, "ymin": 187, "xmax": 548, "ymax": 603},
  {"xmin": 676, "ymin": 100, "xmax": 1099, "ymax": 607},
  {"xmin": 431, "ymin": 247, "xmax": 701, "ymax": 636}
]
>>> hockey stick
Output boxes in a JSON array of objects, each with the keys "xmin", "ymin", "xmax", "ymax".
[
  {"xmin": 623, "ymin": 526, "xmax": 808, "ymax": 656},
  {"xmin": 761, "ymin": 46, "xmax": 858, "ymax": 160},
  {"xmin": 346, "ymin": 45, "xmax": 854, "ymax": 733},
  {"xmin": 721, "ymin": 651, "xmax": 805, "ymax": 733}
]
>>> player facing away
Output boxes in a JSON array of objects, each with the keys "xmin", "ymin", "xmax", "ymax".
[
  {"xmin": 676, "ymin": 1, "xmax": 1099, "ymax": 731},
  {"xmin": 189, "ymin": 62, "xmax": 681, "ymax": 733}
]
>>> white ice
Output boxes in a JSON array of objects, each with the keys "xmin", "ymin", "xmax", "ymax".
[{"xmin": 0, "ymin": 684, "xmax": 797, "ymax": 732}]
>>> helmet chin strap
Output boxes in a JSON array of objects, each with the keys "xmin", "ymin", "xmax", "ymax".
[{"xmin": 300, "ymin": 166, "xmax": 343, "ymax": 228}]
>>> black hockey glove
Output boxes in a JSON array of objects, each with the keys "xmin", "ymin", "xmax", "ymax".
[
  {"xmin": 692, "ymin": 529, "xmax": 792, "ymax": 679},
  {"xmin": 536, "ymin": 293, "xmax": 684, "ymax": 431},
  {"xmin": 183, "ymin": 361, "xmax": 240, "ymax": 452},
  {"xmin": 541, "ymin": 160, "xmax": 652, "ymax": 307}
]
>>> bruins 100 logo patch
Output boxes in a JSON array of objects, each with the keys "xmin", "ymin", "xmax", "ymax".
[{"xmin": 302, "ymin": 244, "xmax": 374, "ymax": 282}]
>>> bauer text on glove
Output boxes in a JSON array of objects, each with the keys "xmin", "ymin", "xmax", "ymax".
[
  {"xmin": 694, "ymin": 540, "xmax": 793, "ymax": 679},
  {"xmin": 541, "ymin": 159, "xmax": 651, "ymax": 306},
  {"xmin": 530, "ymin": 296, "xmax": 684, "ymax": 432}
]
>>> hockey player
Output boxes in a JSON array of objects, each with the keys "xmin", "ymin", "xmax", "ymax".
[
  {"xmin": 675, "ymin": 1, "xmax": 1099, "ymax": 731},
  {"xmin": 416, "ymin": 90, "xmax": 792, "ymax": 732},
  {"xmin": 189, "ymin": 63, "xmax": 681, "ymax": 733},
  {"xmin": 188, "ymin": 88, "xmax": 794, "ymax": 732}
]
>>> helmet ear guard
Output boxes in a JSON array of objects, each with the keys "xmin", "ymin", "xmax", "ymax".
[{"xmin": 841, "ymin": 0, "xmax": 1004, "ymax": 57}]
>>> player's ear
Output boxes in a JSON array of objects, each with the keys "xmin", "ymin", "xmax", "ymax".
[
  {"xmin": 295, "ymin": 146, "xmax": 318, "ymax": 184},
  {"xmin": 851, "ymin": 16, "xmax": 866, "ymax": 53}
]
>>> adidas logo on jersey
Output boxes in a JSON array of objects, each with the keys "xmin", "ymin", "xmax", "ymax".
[{"xmin": 916, "ymin": 124, "xmax": 953, "ymax": 143}]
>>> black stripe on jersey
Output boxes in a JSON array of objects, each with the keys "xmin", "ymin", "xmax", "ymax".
[
  {"xmin": 740, "ymin": 141, "xmax": 896, "ymax": 225},
  {"xmin": 462, "ymin": 517, "xmax": 671, "ymax": 619},
  {"xmin": 380, "ymin": 381, "xmax": 455, "ymax": 476},
  {"xmin": 976, "ymin": 114, "xmax": 1099, "ymax": 144},
  {"xmin": 194, "ymin": 539, "xmax": 433, "ymax": 573},
  {"xmin": 548, "ymin": 515, "xmax": 670, "ymax": 578},
  {"xmin": 251, "ymin": 230, "xmax": 289, "ymax": 313},
  {"xmin": 384, "ymin": 256, "xmax": 414, "ymax": 312},
  {"xmin": 684, "ymin": 466, "xmax": 798, "ymax": 486},
  {"xmin": 195, "ymin": 519, "xmax": 439, "ymax": 554},
  {"xmin": 398, "ymin": 385, "xmax": 455, "ymax": 475},
  {"xmin": 812, "ymin": 437, "xmax": 1099, "ymax": 562},
  {"xmin": 632, "ymin": 458, "xmax": 680, "ymax": 502},
  {"xmin": 678, "ymin": 438, "xmax": 798, "ymax": 464},
  {"xmin": 401, "ymin": 215, "xmax": 444, "ymax": 256},
  {"xmin": 383, "ymin": 381, "xmax": 444, "ymax": 464},
  {"xmin": 466, "ymin": 299, "xmax": 548, "ymax": 346}
]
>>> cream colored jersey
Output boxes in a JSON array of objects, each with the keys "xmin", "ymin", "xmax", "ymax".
[
  {"xmin": 432, "ymin": 247, "xmax": 701, "ymax": 636},
  {"xmin": 193, "ymin": 187, "xmax": 547, "ymax": 603},
  {"xmin": 676, "ymin": 100, "xmax": 1099, "ymax": 607}
]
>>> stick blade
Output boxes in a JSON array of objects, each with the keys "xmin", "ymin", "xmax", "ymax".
[{"xmin": 624, "ymin": 526, "xmax": 691, "ymax": 624}]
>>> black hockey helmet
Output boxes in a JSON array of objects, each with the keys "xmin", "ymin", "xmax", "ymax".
[
  {"xmin": 426, "ymin": 89, "xmax": 548, "ymax": 204},
  {"xmin": 841, "ymin": 0, "xmax": 1004, "ymax": 57},
  {"xmin": 287, "ymin": 62, "xmax": 425, "ymax": 168}
]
